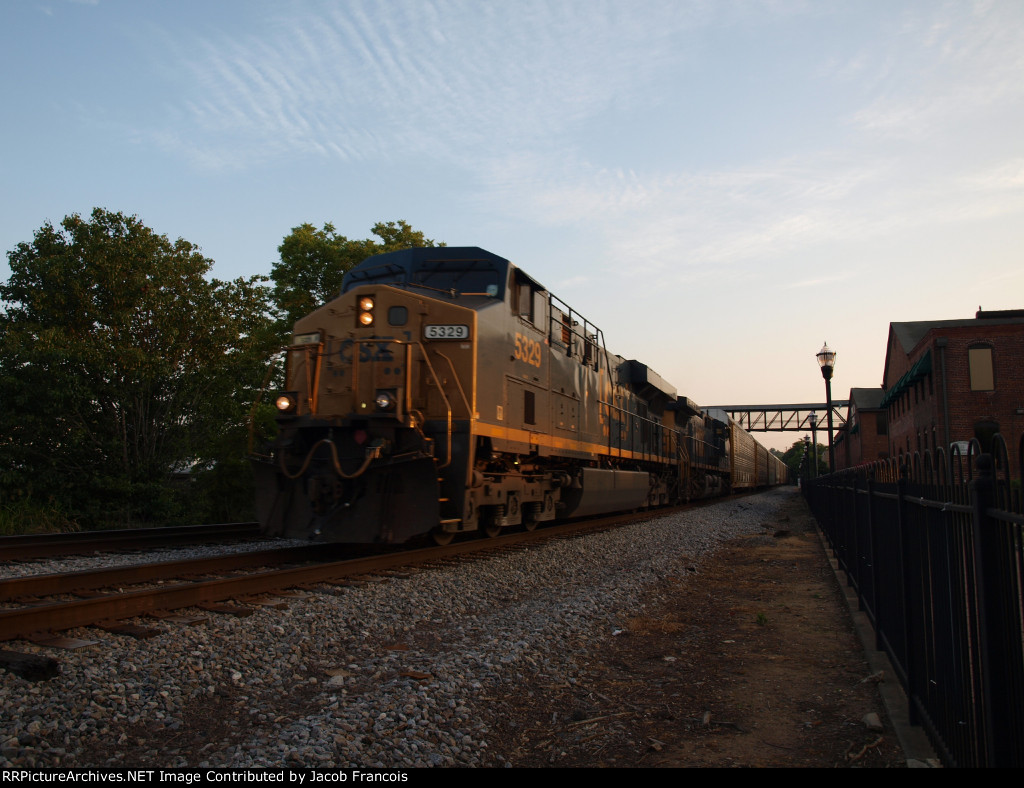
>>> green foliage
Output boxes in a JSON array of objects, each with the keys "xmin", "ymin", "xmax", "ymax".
[
  {"xmin": 271, "ymin": 220, "xmax": 442, "ymax": 327},
  {"xmin": 0, "ymin": 208, "xmax": 279, "ymax": 530},
  {"xmin": 781, "ymin": 438, "xmax": 828, "ymax": 478},
  {"xmin": 0, "ymin": 495, "xmax": 79, "ymax": 536},
  {"xmin": 0, "ymin": 212, "xmax": 444, "ymax": 533}
]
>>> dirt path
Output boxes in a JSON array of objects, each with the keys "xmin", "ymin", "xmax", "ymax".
[{"xmin": 489, "ymin": 488, "xmax": 911, "ymax": 767}]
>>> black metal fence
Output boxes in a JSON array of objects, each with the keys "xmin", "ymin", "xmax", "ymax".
[{"xmin": 803, "ymin": 434, "xmax": 1024, "ymax": 768}]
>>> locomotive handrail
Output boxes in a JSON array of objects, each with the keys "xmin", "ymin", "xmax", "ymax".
[
  {"xmin": 273, "ymin": 341, "xmax": 324, "ymax": 416},
  {"xmin": 415, "ymin": 341, "xmax": 456, "ymax": 470},
  {"xmin": 600, "ymin": 399, "xmax": 674, "ymax": 462},
  {"xmin": 344, "ymin": 337, "xmax": 462, "ymax": 472},
  {"xmin": 303, "ymin": 336, "xmax": 461, "ymax": 471},
  {"xmin": 547, "ymin": 292, "xmax": 609, "ymax": 374},
  {"xmin": 305, "ymin": 341, "xmax": 324, "ymax": 414},
  {"xmin": 247, "ymin": 352, "xmax": 283, "ymax": 457},
  {"xmin": 433, "ymin": 350, "xmax": 472, "ymax": 419},
  {"xmin": 433, "ymin": 348, "xmax": 474, "ymax": 475}
]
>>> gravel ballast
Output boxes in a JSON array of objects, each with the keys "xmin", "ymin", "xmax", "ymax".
[{"xmin": 0, "ymin": 488, "xmax": 791, "ymax": 768}]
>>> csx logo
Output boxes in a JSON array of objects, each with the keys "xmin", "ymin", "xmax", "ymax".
[
  {"xmin": 514, "ymin": 332, "xmax": 542, "ymax": 368},
  {"xmin": 338, "ymin": 339, "xmax": 395, "ymax": 362}
]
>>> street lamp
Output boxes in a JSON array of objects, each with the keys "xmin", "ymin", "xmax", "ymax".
[
  {"xmin": 808, "ymin": 412, "xmax": 818, "ymax": 479},
  {"xmin": 816, "ymin": 342, "xmax": 837, "ymax": 474}
]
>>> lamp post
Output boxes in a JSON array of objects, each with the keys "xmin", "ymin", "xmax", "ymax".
[
  {"xmin": 816, "ymin": 342, "xmax": 837, "ymax": 474},
  {"xmin": 808, "ymin": 412, "xmax": 818, "ymax": 479}
]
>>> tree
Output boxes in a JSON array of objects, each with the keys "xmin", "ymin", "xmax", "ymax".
[
  {"xmin": 0, "ymin": 209, "xmax": 278, "ymax": 529},
  {"xmin": 270, "ymin": 220, "xmax": 442, "ymax": 326},
  {"xmin": 780, "ymin": 438, "xmax": 828, "ymax": 479}
]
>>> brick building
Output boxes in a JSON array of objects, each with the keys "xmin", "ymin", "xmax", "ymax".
[
  {"xmin": 835, "ymin": 387, "xmax": 888, "ymax": 470},
  {"xmin": 880, "ymin": 308, "xmax": 1024, "ymax": 476}
]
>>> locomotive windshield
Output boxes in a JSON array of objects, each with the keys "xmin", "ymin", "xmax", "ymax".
[
  {"xmin": 341, "ymin": 248, "xmax": 509, "ymax": 301},
  {"xmin": 412, "ymin": 259, "xmax": 502, "ymax": 296},
  {"xmin": 342, "ymin": 262, "xmax": 405, "ymax": 289}
]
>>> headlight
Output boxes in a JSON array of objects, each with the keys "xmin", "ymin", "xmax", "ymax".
[
  {"xmin": 374, "ymin": 390, "xmax": 395, "ymax": 411},
  {"xmin": 275, "ymin": 392, "xmax": 298, "ymax": 414},
  {"xmin": 358, "ymin": 296, "xmax": 375, "ymax": 327}
]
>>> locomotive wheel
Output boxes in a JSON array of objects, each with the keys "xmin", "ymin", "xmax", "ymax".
[
  {"xmin": 431, "ymin": 528, "xmax": 455, "ymax": 546},
  {"xmin": 479, "ymin": 506, "xmax": 502, "ymax": 538},
  {"xmin": 522, "ymin": 517, "xmax": 538, "ymax": 532}
]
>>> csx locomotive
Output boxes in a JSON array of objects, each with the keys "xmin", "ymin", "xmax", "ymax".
[{"xmin": 251, "ymin": 247, "xmax": 786, "ymax": 544}]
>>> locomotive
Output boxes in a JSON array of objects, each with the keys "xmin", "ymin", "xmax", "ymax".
[{"xmin": 250, "ymin": 247, "xmax": 786, "ymax": 545}]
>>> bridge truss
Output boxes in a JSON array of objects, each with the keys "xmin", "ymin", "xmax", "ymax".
[{"xmin": 703, "ymin": 402, "xmax": 848, "ymax": 433}]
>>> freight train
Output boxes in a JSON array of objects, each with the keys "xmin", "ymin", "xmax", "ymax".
[{"xmin": 250, "ymin": 247, "xmax": 787, "ymax": 545}]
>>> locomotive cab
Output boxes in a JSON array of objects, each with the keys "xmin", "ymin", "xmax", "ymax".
[{"xmin": 252, "ymin": 248, "xmax": 507, "ymax": 544}]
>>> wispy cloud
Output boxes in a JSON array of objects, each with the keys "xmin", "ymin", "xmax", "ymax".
[
  {"xmin": 137, "ymin": 0, "xmax": 718, "ymax": 169},
  {"xmin": 847, "ymin": 1, "xmax": 1024, "ymax": 140},
  {"xmin": 110, "ymin": 0, "xmax": 1024, "ymax": 289}
]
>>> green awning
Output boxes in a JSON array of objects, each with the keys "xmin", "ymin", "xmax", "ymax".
[{"xmin": 881, "ymin": 350, "xmax": 932, "ymax": 408}]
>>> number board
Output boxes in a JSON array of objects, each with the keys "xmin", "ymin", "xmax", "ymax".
[{"xmin": 423, "ymin": 324, "xmax": 470, "ymax": 340}]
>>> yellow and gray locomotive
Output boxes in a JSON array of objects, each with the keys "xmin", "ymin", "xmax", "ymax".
[{"xmin": 251, "ymin": 246, "xmax": 785, "ymax": 544}]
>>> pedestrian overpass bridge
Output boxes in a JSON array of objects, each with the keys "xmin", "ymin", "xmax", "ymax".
[{"xmin": 703, "ymin": 402, "xmax": 848, "ymax": 433}]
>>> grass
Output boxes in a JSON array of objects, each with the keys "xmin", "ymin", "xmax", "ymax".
[{"xmin": 0, "ymin": 498, "xmax": 80, "ymax": 536}]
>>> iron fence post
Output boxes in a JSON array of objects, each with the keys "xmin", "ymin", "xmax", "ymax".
[
  {"xmin": 850, "ymin": 474, "xmax": 861, "ymax": 605},
  {"xmin": 868, "ymin": 472, "xmax": 882, "ymax": 650},
  {"xmin": 895, "ymin": 463, "xmax": 920, "ymax": 726},
  {"xmin": 969, "ymin": 452, "xmax": 1014, "ymax": 767}
]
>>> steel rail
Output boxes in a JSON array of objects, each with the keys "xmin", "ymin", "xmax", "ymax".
[
  {"xmin": 0, "ymin": 522, "xmax": 261, "ymax": 560},
  {"xmin": 0, "ymin": 539, "xmax": 492, "ymax": 641},
  {"xmin": 0, "ymin": 495, "xmax": 758, "ymax": 642},
  {"xmin": 0, "ymin": 544, "xmax": 332, "ymax": 602},
  {"xmin": 0, "ymin": 507, "xmax": 692, "ymax": 642}
]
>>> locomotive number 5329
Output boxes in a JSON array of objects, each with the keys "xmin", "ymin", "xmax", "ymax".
[
  {"xmin": 514, "ymin": 332, "xmax": 543, "ymax": 368},
  {"xmin": 424, "ymin": 324, "xmax": 470, "ymax": 340}
]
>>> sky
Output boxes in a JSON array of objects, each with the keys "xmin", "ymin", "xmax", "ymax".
[{"xmin": 3, "ymin": 0, "xmax": 1024, "ymax": 452}]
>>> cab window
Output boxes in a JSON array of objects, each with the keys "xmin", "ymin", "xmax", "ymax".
[{"xmin": 512, "ymin": 273, "xmax": 545, "ymax": 329}]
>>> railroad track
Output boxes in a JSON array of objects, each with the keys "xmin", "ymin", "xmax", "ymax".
[
  {"xmin": 0, "ymin": 522, "xmax": 262, "ymax": 561},
  {"xmin": 0, "ymin": 506, "xmax": 687, "ymax": 648}
]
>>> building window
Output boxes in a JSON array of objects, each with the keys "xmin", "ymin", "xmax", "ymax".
[{"xmin": 968, "ymin": 346, "xmax": 994, "ymax": 391}]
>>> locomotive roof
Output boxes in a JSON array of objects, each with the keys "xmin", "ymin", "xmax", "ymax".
[
  {"xmin": 342, "ymin": 247, "xmax": 514, "ymax": 300},
  {"xmin": 617, "ymin": 359, "xmax": 677, "ymax": 404}
]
